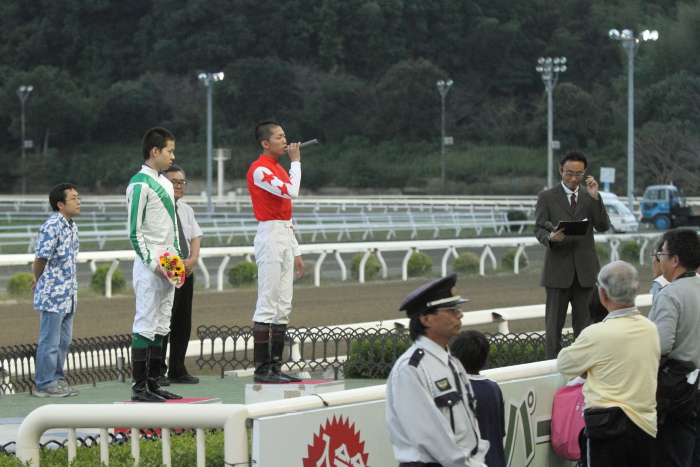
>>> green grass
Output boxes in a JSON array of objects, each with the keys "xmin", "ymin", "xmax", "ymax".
[{"xmin": 0, "ymin": 430, "xmax": 227, "ymax": 467}]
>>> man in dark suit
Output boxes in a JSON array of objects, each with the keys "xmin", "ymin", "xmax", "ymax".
[{"xmin": 535, "ymin": 150, "xmax": 611, "ymax": 358}]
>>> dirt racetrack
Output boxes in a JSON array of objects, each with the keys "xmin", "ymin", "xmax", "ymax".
[{"xmin": 0, "ymin": 267, "xmax": 655, "ymax": 348}]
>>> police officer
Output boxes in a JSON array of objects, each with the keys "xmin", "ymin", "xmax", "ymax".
[{"xmin": 386, "ymin": 274, "xmax": 489, "ymax": 467}]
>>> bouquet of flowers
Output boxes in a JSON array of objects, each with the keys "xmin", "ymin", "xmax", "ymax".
[{"xmin": 157, "ymin": 248, "xmax": 186, "ymax": 288}]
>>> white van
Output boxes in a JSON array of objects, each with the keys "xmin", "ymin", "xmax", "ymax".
[{"xmin": 600, "ymin": 191, "xmax": 639, "ymax": 233}]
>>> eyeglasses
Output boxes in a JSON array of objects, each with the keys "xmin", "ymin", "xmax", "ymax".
[
  {"xmin": 65, "ymin": 197, "xmax": 81, "ymax": 202},
  {"xmin": 437, "ymin": 306, "xmax": 463, "ymax": 315},
  {"xmin": 171, "ymin": 181, "xmax": 187, "ymax": 186},
  {"xmin": 562, "ymin": 171, "xmax": 586, "ymax": 178},
  {"xmin": 655, "ymin": 252, "xmax": 673, "ymax": 261}
]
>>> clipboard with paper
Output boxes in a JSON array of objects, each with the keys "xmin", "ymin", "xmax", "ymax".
[{"xmin": 555, "ymin": 219, "xmax": 591, "ymax": 236}]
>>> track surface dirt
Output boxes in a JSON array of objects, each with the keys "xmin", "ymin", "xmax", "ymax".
[{"xmin": 1, "ymin": 267, "xmax": 654, "ymax": 347}]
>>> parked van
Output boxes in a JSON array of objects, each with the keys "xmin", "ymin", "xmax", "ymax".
[{"xmin": 600, "ymin": 191, "xmax": 638, "ymax": 233}]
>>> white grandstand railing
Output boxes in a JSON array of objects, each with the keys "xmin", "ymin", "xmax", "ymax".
[
  {"xmin": 0, "ymin": 233, "xmax": 662, "ymax": 297},
  {"xmin": 16, "ymin": 361, "xmax": 560, "ymax": 466}
]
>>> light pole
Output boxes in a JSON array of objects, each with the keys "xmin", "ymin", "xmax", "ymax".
[
  {"xmin": 536, "ymin": 57, "xmax": 566, "ymax": 188},
  {"xmin": 198, "ymin": 72, "xmax": 225, "ymax": 215},
  {"xmin": 436, "ymin": 79, "xmax": 453, "ymax": 185},
  {"xmin": 609, "ymin": 28, "xmax": 658, "ymax": 213},
  {"xmin": 16, "ymin": 85, "xmax": 33, "ymax": 195}
]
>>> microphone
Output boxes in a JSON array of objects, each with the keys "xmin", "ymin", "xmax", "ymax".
[
  {"xmin": 544, "ymin": 221, "xmax": 557, "ymax": 232},
  {"xmin": 299, "ymin": 139, "xmax": 319, "ymax": 149}
]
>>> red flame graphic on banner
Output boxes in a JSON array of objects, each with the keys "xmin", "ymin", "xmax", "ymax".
[{"xmin": 302, "ymin": 415, "xmax": 370, "ymax": 467}]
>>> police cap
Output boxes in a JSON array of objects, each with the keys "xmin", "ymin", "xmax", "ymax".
[{"xmin": 399, "ymin": 273, "xmax": 468, "ymax": 318}]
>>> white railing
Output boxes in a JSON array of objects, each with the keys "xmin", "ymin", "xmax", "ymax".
[
  {"xmin": 16, "ymin": 361, "xmax": 559, "ymax": 467},
  {"xmin": 0, "ymin": 233, "xmax": 663, "ymax": 297}
]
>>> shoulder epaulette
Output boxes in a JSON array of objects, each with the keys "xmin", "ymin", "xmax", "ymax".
[{"xmin": 408, "ymin": 348, "xmax": 425, "ymax": 367}]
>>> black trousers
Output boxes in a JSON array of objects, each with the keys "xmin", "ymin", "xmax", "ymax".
[
  {"xmin": 545, "ymin": 274, "xmax": 592, "ymax": 359},
  {"xmin": 579, "ymin": 413, "xmax": 656, "ymax": 467},
  {"xmin": 161, "ymin": 273, "xmax": 194, "ymax": 377}
]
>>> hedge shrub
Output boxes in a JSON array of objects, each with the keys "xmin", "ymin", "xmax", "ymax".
[
  {"xmin": 502, "ymin": 248, "xmax": 528, "ymax": 270},
  {"xmin": 350, "ymin": 253, "xmax": 380, "ymax": 280},
  {"xmin": 344, "ymin": 333, "xmax": 411, "ymax": 378},
  {"xmin": 407, "ymin": 252, "xmax": 433, "ymax": 277},
  {"xmin": 228, "ymin": 261, "xmax": 258, "ymax": 286},
  {"xmin": 596, "ymin": 243, "xmax": 609, "ymax": 265},
  {"xmin": 7, "ymin": 272, "xmax": 34, "ymax": 297},
  {"xmin": 453, "ymin": 252, "xmax": 479, "ymax": 274},
  {"xmin": 91, "ymin": 264, "xmax": 126, "ymax": 295},
  {"xmin": 621, "ymin": 241, "xmax": 641, "ymax": 263}
]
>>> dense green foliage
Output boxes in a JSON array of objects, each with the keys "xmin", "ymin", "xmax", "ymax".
[
  {"xmin": 596, "ymin": 243, "xmax": 611, "ymax": 265},
  {"xmin": 0, "ymin": 430, "xmax": 226, "ymax": 466},
  {"xmin": 1, "ymin": 0, "xmax": 700, "ymax": 194},
  {"xmin": 228, "ymin": 261, "xmax": 258, "ymax": 286},
  {"xmin": 453, "ymin": 252, "xmax": 480, "ymax": 274},
  {"xmin": 407, "ymin": 251, "xmax": 433, "ymax": 277},
  {"xmin": 502, "ymin": 248, "xmax": 528, "ymax": 270},
  {"xmin": 621, "ymin": 241, "xmax": 642, "ymax": 263},
  {"xmin": 90, "ymin": 264, "xmax": 126, "ymax": 295},
  {"xmin": 344, "ymin": 334, "xmax": 410, "ymax": 379},
  {"xmin": 6, "ymin": 272, "xmax": 33, "ymax": 297},
  {"xmin": 350, "ymin": 253, "xmax": 381, "ymax": 280}
]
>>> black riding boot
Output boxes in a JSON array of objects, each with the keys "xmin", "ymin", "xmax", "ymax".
[
  {"xmin": 147, "ymin": 344, "xmax": 182, "ymax": 400},
  {"xmin": 253, "ymin": 323, "xmax": 289, "ymax": 384},
  {"xmin": 131, "ymin": 347, "xmax": 165, "ymax": 402},
  {"xmin": 271, "ymin": 324, "xmax": 302, "ymax": 382}
]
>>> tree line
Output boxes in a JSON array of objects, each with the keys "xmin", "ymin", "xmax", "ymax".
[{"xmin": 0, "ymin": 0, "xmax": 699, "ymax": 195}]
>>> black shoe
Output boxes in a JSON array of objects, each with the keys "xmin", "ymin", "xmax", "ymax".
[
  {"xmin": 272, "ymin": 366, "xmax": 303, "ymax": 383},
  {"xmin": 147, "ymin": 379, "xmax": 183, "ymax": 400},
  {"xmin": 156, "ymin": 376, "xmax": 171, "ymax": 386},
  {"xmin": 168, "ymin": 374, "xmax": 199, "ymax": 384},
  {"xmin": 131, "ymin": 380, "xmax": 166, "ymax": 402},
  {"xmin": 253, "ymin": 371, "xmax": 290, "ymax": 384}
]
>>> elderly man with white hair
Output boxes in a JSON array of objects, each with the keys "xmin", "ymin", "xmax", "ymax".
[{"xmin": 557, "ymin": 260, "xmax": 660, "ymax": 467}]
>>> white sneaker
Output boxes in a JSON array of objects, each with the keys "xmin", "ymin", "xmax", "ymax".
[
  {"xmin": 34, "ymin": 383, "xmax": 72, "ymax": 398},
  {"xmin": 57, "ymin": 379, "xmax": 79, "ymax": 396}
]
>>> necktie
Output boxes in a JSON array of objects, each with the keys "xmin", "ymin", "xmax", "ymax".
[
  {"xmin": 176, "ymin": 209, "xmax": 189, "ymax": 259},
  {"xmin": 570, "ymin": 192, "xmax": 577, "ymax": 213}
]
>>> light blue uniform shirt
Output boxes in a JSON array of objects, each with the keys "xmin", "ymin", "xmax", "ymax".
[{"xmin": 33, "ymin": 212, "xmax": 79, "ymax": 313}]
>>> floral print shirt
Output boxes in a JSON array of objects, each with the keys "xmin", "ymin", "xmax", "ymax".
[{"xmin": 33, "ymin": 212, "xmax": 79, "ymax": 313}]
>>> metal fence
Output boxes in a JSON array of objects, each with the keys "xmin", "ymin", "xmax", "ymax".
[
  {"xmin": 0, "ymin": 334, "xmax": 132, "ymax": 395},
  {"xmin": 1, "ymin": 326, "xmax": 563, "ymax": 396}
]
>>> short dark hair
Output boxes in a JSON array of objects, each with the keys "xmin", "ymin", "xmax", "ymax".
[
  {"xmin": 409, "ymin": 314, "xmax": 428, "ymax": 340},
  {"xmin": 255, "ymin": 121, "xmax": 280, "ymax": 149},
  {"xmin": 662, "ymin": 228, "xmax": 700, "ymax": 270},
  {"xmin": 142, "ymin": 127, "xmax": 175, "ymax": 160},
  {"xmin": 163, "ymin": 163, "xmax": 185, "ymax": 178},
  {"xmin": 560, "ymin": 150, "xmax": 587, "ymax": 169},
  {"xmin": 49, "ymin": 183, "xmax": 77, "ymax": 211},
  {"xmin": 450, "ymin": 330, "xmax": 490, "ymax": 374}
]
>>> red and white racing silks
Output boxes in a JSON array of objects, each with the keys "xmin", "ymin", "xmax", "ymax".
[{"xmin": 247, "ymin": 155, "xmax": 301, "ymax": 222}]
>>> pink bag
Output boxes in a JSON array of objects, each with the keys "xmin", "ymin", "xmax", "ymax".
[{"xmin": 551, "ymin": 384, "xmax": 585, "ymax": 461}]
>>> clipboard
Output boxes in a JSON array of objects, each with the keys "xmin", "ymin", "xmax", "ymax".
[{"xmin": 555, "ymin": 220, "xmax": 591, "ymax": 236}]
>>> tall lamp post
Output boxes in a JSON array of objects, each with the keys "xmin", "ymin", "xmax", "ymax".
[
  {"xmin": 609, "ymin": 28, "xmax": 658, "ymax": 213},
  {"xmin": 436, "ymin": 79, "xmax": 453, "ymax": 185},
  {"xmin": 198, "ymin": 72, "xmax": 225, "ymax": 215},
  {"xmin": 536, "ymin": 57, "xmax": 566, "ymax": 189},
  {"xmin": 16, "ymin": 85, "xmax": 33, "ymax": 195}
]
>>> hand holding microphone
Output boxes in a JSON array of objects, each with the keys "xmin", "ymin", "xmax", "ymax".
[
  {"xmin": 287, "ymin": 139, "xmax": 319, "ymax": 162},
  {"xmin": 545, "ymin": 221, "xmax": 566, "ymax": 242}
]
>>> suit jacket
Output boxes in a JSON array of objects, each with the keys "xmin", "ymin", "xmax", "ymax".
[{"xmin": 534, "ymin": 183, "xmax": 611, "ymax": 289}]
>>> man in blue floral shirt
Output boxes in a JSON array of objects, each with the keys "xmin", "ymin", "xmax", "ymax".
[{"xmin": 30, "ymin": 183, "xmax": 81, "ymax": 397}]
